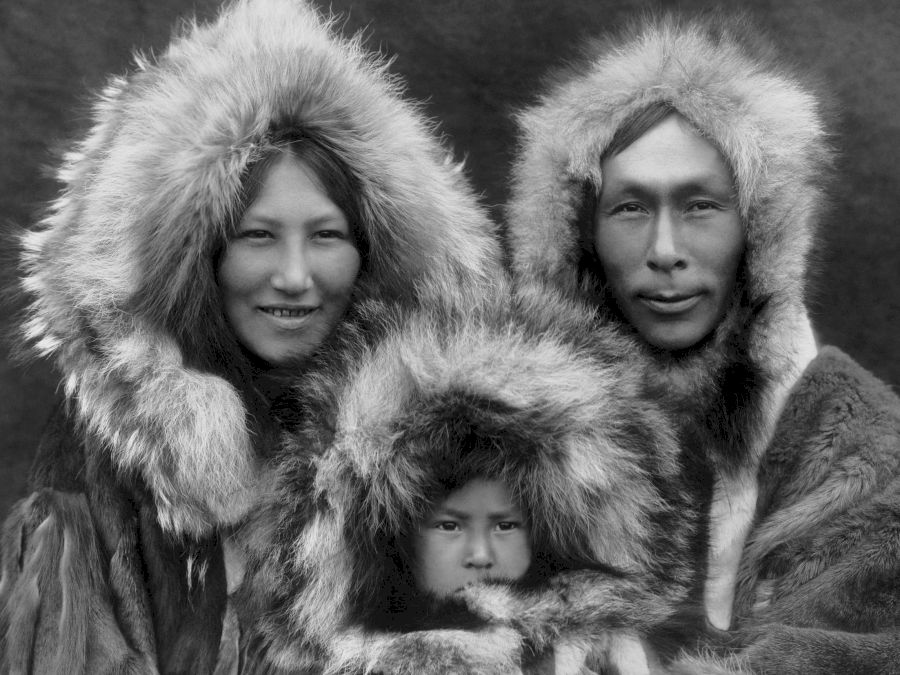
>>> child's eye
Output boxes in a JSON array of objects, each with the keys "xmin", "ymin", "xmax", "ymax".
[
  {"xmin": 495, "ymin": 521, "xmax": 521, "ymax": 532},
  {"xmin": 435, "ymin": 521, "xmax": 460, "ymax": 532}
]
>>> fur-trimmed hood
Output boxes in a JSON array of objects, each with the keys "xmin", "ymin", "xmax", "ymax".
[
  {"xmin": 505, "ymin": 13, "xmax": 833, "ymax": 469},
  {"xmin": 242, "ymin": 288, "xmax": 697, "ymax": 672},
  {"xmin": 19, "ymin": 0, "xmax": 500, "ymax": 538}
]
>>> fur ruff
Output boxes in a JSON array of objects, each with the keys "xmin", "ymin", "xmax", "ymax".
[
  {"xmin": 0, "ymin": 491, "xmax": 154, "ymax": 674},
  {"xmin": 238, "ymin": 288, "xmax": 698, "ymax": 672},
  {"xmin": 504, "ymin": 12, "xmax": 831, "ymax": 473},
  {"xmin": 18, "ymin": 0, "xmax": 500, "ymax": 537}
]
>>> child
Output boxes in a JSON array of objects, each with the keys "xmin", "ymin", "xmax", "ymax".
[
  {"xmin": 239, "ymin": 294, "xmax": 700, "ymax": 674},
  {"xmin": 413, "ymin": 477, "xmax": 531, "ymax": 598},
  {"xmin": 413, "ymin": 474, "xmax": 589, "ymax": 674}
]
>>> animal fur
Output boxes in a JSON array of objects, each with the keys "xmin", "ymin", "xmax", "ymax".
[
  {"xmin": 17, "ymin": 0, "xmax": 500, "ymax": 540},
  {"xmin": 503, "ymin": 11, "xmax": 900, "ymax": 673},
  {"xmin": 236, "ymin": 287, "xmax": 699, "ymax": 673},
  {"xmin": 4, "ymin": 0, "xmax": 502, "ymax": 671},
  {"xmin": 504, "ymin": 11, "xmax": 831, "ymax": 472}
]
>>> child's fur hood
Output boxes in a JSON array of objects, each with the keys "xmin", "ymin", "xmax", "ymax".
[
  {"xmin": 244, "ymin": 287, "xmax": 697, "ymax": 672},
  {"xmin": 19, "ymin": 0, "xmax": 499, "ymax": 537},
  {"xmin": 505, "ymin": 12, "xmax": 833, "ymax": 469}
]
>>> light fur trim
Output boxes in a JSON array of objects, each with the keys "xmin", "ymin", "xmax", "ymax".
[
  {"xmin": 273, "ymin": 290, "xmax": 692, "ymax": 667},
  {"xmin": 505, "ymin": 13, "xmax": 831, "ymax": 393},
  {"xmin": 20, "ymin": 0, "xmax": 499, "ymax": 536}
]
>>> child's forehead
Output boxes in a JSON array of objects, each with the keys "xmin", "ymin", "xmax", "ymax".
[{"xmin": 435, "ymin": 478, "xmax": 522, "ymax": 515}]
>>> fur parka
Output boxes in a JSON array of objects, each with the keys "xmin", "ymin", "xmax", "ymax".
[
  {"xmin": 235, "ymin": 286, "xmax": 699, "ymax": 674},
  {"xmin": 0, "ymin": 0, "xmax": 501, "ymax": 672},
  {"xmin": 504, "ymin": 12, "xmax": 900, "ymax": 674}
]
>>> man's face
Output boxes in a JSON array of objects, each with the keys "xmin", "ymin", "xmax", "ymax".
[{"xmin": 593, "ymin": 114, "xmax": 744, "ymax": 351}]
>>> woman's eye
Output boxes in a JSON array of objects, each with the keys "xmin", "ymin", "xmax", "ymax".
[
  {"xmin": 496, "ymin": 521, "xmax": 521, "ymax": 532},
  {"xmin": 688, "ymin": 201, "xmax": 718, "ymax": 211},
  {"xmin": 435, "ymin": 521, "xmax": 460, "ymax": 532},
  {"xmin": 237, "ymin": 229, "xmax": 273, "ymax": 240},
  {"xmin": 313, "ymin": 229, "xmax": 348, "ymax": 240}
]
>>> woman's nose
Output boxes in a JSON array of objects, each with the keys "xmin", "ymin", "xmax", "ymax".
[
  {"xmin": 464, "ymin": 532, "xmax": 495, "ymax": 569},
  {"xmin": 646, "ymin": 212, "xmax": 687, "ymax": 272},
  {"xmin": 270, "ymin": 243, "xmax": 314, "ymax": 293}
]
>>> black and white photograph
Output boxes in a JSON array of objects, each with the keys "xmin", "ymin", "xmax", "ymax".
[{"xmin": 1, "ymin": 0, "xmax": 898, "ymax": 672}]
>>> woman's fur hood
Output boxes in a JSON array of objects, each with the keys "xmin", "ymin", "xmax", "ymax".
[
  {"xmin": 19, "ymin": 0, "xmax": 499, "ymax": 538},
  {"xmin": 505, "ymin": 12, "xmax": 833, "ymax": 469},
  {"xmin": 244, "ymin": 288, "xmax": 697, "ymax": 672}
]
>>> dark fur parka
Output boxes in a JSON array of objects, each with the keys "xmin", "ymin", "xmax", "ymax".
[
  {"xmin": 0, "ymin": 0, "xmax": 501, "ymax": 671},
  {"xmin": 504, "ymin": 12, "xmax": 900, "ymax": 674},
  {"xmin": 235, "ymin": 287, "xmax": 700, "ymax": 674}
]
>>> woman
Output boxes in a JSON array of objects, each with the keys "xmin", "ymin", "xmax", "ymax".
[
  {"xmin": 0, "ymin": 0, "xmax": 500, "ymax": 671},
  {"xmin": 504, "ymin": 12, "xmax": 900, "ymax": 674}
]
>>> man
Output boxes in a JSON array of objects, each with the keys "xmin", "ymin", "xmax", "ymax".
[{"xmin": 504, "ymin": 12, "xmax": 900, "ymax": 674}]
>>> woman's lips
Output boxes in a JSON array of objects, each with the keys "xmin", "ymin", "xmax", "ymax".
[
  {"xmin": 259, "ymin": 305, "xmax": 318, "ymax": 327},
  {"xmin": 637, "ymin": 293, "xmax": 702, "ymax": 314}
]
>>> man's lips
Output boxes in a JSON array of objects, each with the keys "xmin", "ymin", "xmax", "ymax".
[{"xmin": 636, "ymin": 291, "xmax": 703, "ymax": 314}]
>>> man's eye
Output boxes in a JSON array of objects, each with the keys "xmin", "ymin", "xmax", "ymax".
[
  {"xmin": 610, "ymin": 203, "xmax": 646, "ymax": 215},
  {"xmin": 688, "ymin": 201, "xmax": 717, "ymax": 211}
]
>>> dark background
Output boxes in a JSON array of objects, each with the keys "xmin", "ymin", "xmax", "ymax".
[{"xmin": 2, "ymin": 0, "xmax": 899, "ymax": 518}]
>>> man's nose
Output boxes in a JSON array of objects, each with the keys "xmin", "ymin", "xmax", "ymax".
[{"xmin": 646, "ymin": 211, "xmax": 687, "ymax": 272}]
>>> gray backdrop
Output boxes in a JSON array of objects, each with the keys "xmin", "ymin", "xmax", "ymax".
[{"xmin": 2, "ymin": 0, "xmax": 899, "ymax": 517}]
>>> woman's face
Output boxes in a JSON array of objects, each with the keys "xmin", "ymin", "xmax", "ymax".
[
  {"xmin": 593, "ymin": 114, "xmax": 744, "ymax": 351},
  {"xmin": 218, "ymin": 153, "xmax": 361, "ymax": 368}
]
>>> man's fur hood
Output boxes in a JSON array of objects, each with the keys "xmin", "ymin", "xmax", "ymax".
[
  {"xmin": 240, "ymin": 287, "xmax": 697, "ymax": 673},
  {"xmin": 505, "ymin": 12, "xmax": 833, "ymax": 468},
  {"xmin": 18, "ymin": 0, "xmax": 500, "ymax": 538}
]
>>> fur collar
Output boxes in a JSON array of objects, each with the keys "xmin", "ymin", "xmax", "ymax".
[
  {"xmin": 246, "ymin": 288, "xmax": 697, "ymax": 670},
  {"xmin": 504, "ymin": 13, "xmax": 830, "ymax": 472},
  {"xmin": 19, "ymin": 0, "xmax": 500, "ymax": 538}
]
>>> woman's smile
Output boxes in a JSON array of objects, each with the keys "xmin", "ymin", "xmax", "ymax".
[
  {"xmin": 218, "ymin": 153, "xmax": 361, "ymax": 368},
  {"xmin": 258, "ymin": 305, "xmax": 319, "ymax": 326}
]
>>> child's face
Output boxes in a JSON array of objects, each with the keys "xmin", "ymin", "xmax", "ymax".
[{"xmin": 414, "ymin": 478, "xmax": 531, "ymax": 596}]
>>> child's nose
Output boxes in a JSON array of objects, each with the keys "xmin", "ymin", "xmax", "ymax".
[{"xmin": 464, "ymin": 533, "xmax": 494, "ymax": 569}]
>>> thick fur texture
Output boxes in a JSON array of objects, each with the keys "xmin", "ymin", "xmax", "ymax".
[
  {"xmin": 505, "ymin": 12, "xmax": 831, "ymax": 473},
  {"xmin": 504, "ymin": 13, "xmax": 899, "ymax": 674},
  {"xmin": 18, "ymin": 0, "xmax": 500, "ymax": 539},
  {"xmin": 235, "ymin": 287, "xmax": 698, "ymax": 673},
  {"xmin": 5, "ymin": 0, "xmax": 501, "ymax": 671},
  {"xmin": 0, "ymin": 409, "xmax": 229, "ymax": 673},
  {"xmin": 668, "ymin": 349, "xmax": 900, "ymax": 673}
]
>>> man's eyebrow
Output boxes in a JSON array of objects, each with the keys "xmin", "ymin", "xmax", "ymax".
[{"xmin": 605, "ymin": 174, "xmax": 734, "ymax": 194}]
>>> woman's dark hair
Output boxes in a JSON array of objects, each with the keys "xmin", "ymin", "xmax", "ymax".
[
  {"xmin": 235, "ymin": 127, "xmax": 368, "ymax": 261},
  {"xmin": 183, "ymin": 128, "xmax": 369, "ymax": 450}
]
